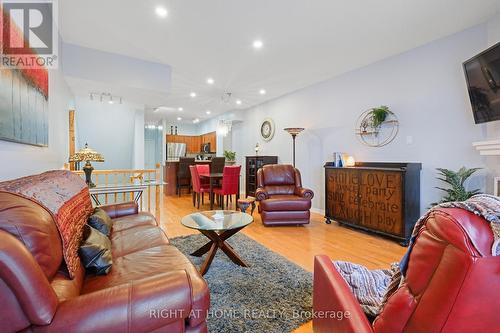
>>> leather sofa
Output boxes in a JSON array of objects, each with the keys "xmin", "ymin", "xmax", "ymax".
[
  {"xmin": 0, "ymin": 192, "xmax": 209, "ymax": 332},
  {"xmin": 255, "ymin": 164, "xmax": 314, "ymax": 226},
  {"xmin": 313, "ymin": 207, "xmax": 500, "ymax": 333}
]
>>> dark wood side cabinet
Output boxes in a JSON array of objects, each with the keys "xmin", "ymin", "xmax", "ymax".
[
  {"xmin": 324, "ymin": 162, "xmax": 421, "ymax": 245},
  {"xmin": 246, "ymin": 156, "xmax": 278, "ymax": 197}
]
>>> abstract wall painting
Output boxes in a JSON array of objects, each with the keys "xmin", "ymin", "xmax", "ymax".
[{"xmin": 0, "ymin": 6, "xmax": 49, "ymax": 147}]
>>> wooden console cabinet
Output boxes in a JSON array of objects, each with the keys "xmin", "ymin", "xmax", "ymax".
[
  {"xmin": 245, "ymin": 156, "xmax": 278, "ymax": 197},
  {"xmin": 324, "ymin": 162, "xmax": 421, "ymax": 245}
]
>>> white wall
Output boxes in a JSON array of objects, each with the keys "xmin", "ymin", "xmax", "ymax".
[
  {"xmin": 0, "ymin": 68, "xmax": 74, "ymax": 181},
  {"xmin": 208, "ymin": 23, "xmax": 495, "ymax": 214},
  {"xmin": 165, "ymin": 122, "xmax": 199, "ymax": 136},
  {"xmin": 74, "ymin": 96, "xmax": 142, "ymax": 170},
  {"xmin": 63, "ymin": 43, "xmax": 171, "ymax": 93},
  {"xmin": 483, "ymin": 14, "xmax": 500, "ymax": 186},
  {"xmin": 133, "ymin": 109, "xmax": 145, "ymax": 169}
]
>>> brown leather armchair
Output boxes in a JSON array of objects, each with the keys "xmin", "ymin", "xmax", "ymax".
[{"xmin": 256, "ymin": 164, "xmax": 314, "ymax": 226}]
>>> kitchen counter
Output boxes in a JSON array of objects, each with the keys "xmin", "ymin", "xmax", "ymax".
[{"xmin": 163, "ymin": 160, "xmax": 212, "ymax": 196}]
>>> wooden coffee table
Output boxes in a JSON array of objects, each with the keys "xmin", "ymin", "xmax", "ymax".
[{"xmin": 181, "ymin": 210, "xmax": 253, "ymax": 275}]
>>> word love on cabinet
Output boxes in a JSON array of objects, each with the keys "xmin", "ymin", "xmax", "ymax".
[{"xmin": 324, "ymin": 162, "xmax": 421, "ymax": 246}]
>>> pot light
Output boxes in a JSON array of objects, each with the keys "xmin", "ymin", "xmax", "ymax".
[
  {"xmin": 236, "ymin": 99, "xmax": 242, "ymax": 105},
  {"xmin": 190, "ymin": 92, "xmax": 197, "ymax": 98},
  {"xmin": 155, "ymin": 6, "xmax": 168, "ymax": 18},
  {"xmin": 177, "ymin": 117, "xmax": 182, "ymax": 121},
  {"xmin": 178, "ymin": 107, "xmax": 183, "ymax": 111},
  {"xmin": 206, "ymin": 78, "xmax": 215, "ymax": 85},
  {"xmin": 253, "ymin": 40, "xmax": 263, "ymax": 49},
  {"xmin": 206, "ymin": 110, "xmax": 211, "ymax": 115},
  {"xmin": 259, "ymin": 89, "xmax": 266, "ymax": 95},
  {"xmin": 193, "ymin": 118, "xmax": 200, "ymax": 124}
]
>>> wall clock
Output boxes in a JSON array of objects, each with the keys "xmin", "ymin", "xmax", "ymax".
[{"xmin": 260, "ymin": 118, "xmax": 275, "ymax": 141}]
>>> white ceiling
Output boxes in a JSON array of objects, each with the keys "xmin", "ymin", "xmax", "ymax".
[{"xmin": 59, "ymin": 0, "xmax": 500, "ymax": 123}]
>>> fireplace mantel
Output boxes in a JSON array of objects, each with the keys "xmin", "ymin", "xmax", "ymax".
[{"xmin": 472, "ymin": 139, "xmax": 500, "ymax": 156}]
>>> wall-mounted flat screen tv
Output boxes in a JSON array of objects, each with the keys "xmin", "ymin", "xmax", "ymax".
[{"xmin": 463, "ymin": 42, "xmax": 500, "ymax": 124}]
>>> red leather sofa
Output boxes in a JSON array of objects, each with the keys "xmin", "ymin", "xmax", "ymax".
[
  {"xmin": 313, "ymin": 208, "xmax": 500, "ymax": 333},
  {"xmin": 0, "ymin": 193, "xmax": 209, "ymax": 332},
  {"xmin": 255, "ymin": 164, "xmax": 314, "ymax": 226}
]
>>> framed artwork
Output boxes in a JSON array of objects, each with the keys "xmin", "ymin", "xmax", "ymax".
[
  {"xmin": 0, "ymin": 7, "xmax": 49, "ymax": 147},
  {"xmin": 260, "ymin": 118, "xmax": 275, "ymax": 141}
]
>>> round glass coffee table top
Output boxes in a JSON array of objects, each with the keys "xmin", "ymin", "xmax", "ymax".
[{"xmin": 181, "ymin": 210, "xmax": 253, "ymax": 232}]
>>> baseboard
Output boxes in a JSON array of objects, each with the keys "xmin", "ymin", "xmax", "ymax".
[{"xmin": 311, "ymin": 207, "xmax": 325, "ymax": 216}]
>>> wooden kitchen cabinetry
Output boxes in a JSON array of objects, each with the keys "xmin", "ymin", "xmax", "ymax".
[{"xmin": 166, "ymin": 131, "xmax": 216, "ymax": 154}]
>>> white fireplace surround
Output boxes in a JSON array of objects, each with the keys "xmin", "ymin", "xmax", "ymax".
[{"xmin": 472, "ymin": 139, "xmax": 500, "ymax": 156}]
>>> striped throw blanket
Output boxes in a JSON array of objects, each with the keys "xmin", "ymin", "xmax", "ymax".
[
  {"xmin": 335, "ymin": 194, "xmax": 500, "ymax": 317},
  {"xmin": 333, "ymin": 261, "xmax": 399, "ymax": 317}
]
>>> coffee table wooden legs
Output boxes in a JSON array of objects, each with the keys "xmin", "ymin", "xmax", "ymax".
[{"xmin": 190, "ymin": 227, "xmax": 249, "ymax": 275}]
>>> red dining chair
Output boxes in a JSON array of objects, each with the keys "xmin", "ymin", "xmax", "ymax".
[
  {"xmin": 214, "ymin": 165, "xmax": 241, "ymax": 209},
  {"xmin": 196, "ymin": 164, "xmax": 210, "ymax": 176},
  {"xmin": 189, "ymin": 165, "xmax": 211, "ymax": 209},
  {"xmin": 196, "ymin": 164, "xmax": 211, "ymax": 203}
]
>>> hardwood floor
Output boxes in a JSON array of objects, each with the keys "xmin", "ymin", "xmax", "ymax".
[{"xmin": 159, "ymin": 193, "xmax": 406, "ymax": 333}]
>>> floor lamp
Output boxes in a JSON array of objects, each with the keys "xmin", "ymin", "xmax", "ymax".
[{"xmin": 284, "ymin": 128, "xmax": 305, "ymax": 167}]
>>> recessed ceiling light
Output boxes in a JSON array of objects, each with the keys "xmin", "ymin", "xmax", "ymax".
[
  {"xmin": 206, "ymin": 78, "xmax": 215, "ymax": 85},
  {"xmin": 108, "ymin": 100, "xmax": 114, "ymax": 105},
  {"xmin": 206, "ymin": 110, "xmax": 211, "ymax": 115},
  {"xmin": 236, "ymin": 99, "xmax": 242, "ymax": 105},
  {"xmin": 178, "ymin": 107, "xmax": 183, "ymax": 111},
  {"xmin": 193, "ymin": 118, "xmax": 200, "ymax": 124},
  {"xmin": 155, "ymin": 6, "xmax": 168, "ymax": 18},
  {"xmin": 177, "ymin": 117, "xmax": 182, "ymax": 121},
  {"xmin": 253, "ymin": 40, "xmax": 263, "ymax": 49},
  {"xmin": 190, "ymin": 92, "xmax": 197, "ymax": 98},
  {"xmin": 259, "ymin": 89, "xmax": 266, "ymax": 95}
]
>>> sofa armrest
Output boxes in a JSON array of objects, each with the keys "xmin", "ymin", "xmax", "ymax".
[
  {"xmin": 99, "ymin": 202, "xmax": 138, "ymax": 219},
  {"xmin": 295, "ymin": 187, "xmax": 314, "ymax": 199},
  {"xmin": 40, "ymin": 271, "xmax": 193, "ymax": 333},
  {"xmin": 255, "ymin": 188, "xmax": 269, "ymax": 201},
  {"xmin": 313, "ymin": 256, "xmax": 373, "ymax": 333}
]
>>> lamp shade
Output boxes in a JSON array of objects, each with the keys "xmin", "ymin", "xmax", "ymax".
[
  {"xmin": 69, "ymin": 143, "xmax": 105, "ymax": 163},
  {"xmin": 284, "ymin": 127, "xmax": 305, "ymax": 136}
]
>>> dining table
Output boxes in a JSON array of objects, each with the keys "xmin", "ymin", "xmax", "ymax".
[{"xmin": 199, "ymin": 172, "xmax": 240, "ymax": 210}]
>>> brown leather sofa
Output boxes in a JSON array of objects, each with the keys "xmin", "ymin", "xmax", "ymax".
[
  {"xmin": 0, "ymin": 193, "xmax": 209, "ymax": 333},
  {"xmin": 255, "ymin": 164, "xmax": 314, "ymax": 226}
]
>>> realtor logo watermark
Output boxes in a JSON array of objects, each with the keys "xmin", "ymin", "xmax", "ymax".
[{"xmin": 1, "ymin": 0, "xmax": 58, "ymax": 68}]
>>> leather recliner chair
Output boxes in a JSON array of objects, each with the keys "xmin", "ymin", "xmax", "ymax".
[
  {"xmin": 255, "ymin": 164, "xmax": 314, "ymax": 226},
  {"xmin": 313, "ymin": 207, "xmax": 500, "ymax": 333}
]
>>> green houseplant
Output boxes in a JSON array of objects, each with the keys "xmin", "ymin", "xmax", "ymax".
[
  {"xmin": 223, "ymin": 150, "xmax": 236, "ymax": 164},
  {"xmin": 371, "ymin": 105, "xmax": 390, "ymax": 128},
  {"xmin": 432, "ymin": 167, "xmax": 481, "ymax": 205}
]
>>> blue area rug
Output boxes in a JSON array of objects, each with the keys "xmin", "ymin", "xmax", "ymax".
[{"xmin": 170, "ymin": 233, "xmax": 313, "ymax": 333}]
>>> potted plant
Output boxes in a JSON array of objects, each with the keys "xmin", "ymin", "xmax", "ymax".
[
  {"xmin": 224, "ymin": 150, "xmax": 237, "ymax": 165},
  {"xmin": 432, "ymin": 166, "xmax": 481, "ymax": 206},
  {"xmin": 371, "ymin": 105, "xmax": 390, "ymax": 129}
]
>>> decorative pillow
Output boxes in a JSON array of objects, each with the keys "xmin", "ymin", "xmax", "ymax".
[
  {"xmin": 88, "ymin": 207, "xmax": 113, "ymax": 237},
  {"xmin": 79, "ymin": 225, "xmax": 113, "ymax": 275}
]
